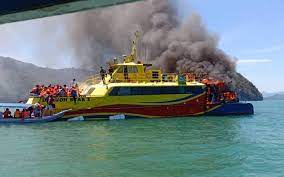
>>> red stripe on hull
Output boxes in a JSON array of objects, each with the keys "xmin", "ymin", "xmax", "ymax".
[{"xmin": 65, "ymin": 94, "xmax": 207, "ymax": 117}]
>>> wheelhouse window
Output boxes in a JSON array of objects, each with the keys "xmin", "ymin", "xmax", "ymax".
[
  {"xmin": 127, "ymin": 66, "xmax": 138, "ymax": 73},
  {"xmin": 116, "ymin": 66, "xmax": 124, "ymax": 73},
  {"xmin": 86, "ymin": 87, "xmax": 96, "ymax": 95},
  {"xmin": 152, "ymin": 71, "xmax": 159, "ymax": 79}
]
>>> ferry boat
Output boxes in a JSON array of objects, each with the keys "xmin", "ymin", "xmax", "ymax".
[{"xmin": 26, "ymin": 32, "xmax": 254, "ymax": 120}]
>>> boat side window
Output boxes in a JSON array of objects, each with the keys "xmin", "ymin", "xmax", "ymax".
[
  {"xmin": 109, "ymin": 86, "xmax": 205, "ymax": 96},
  {"xmin": 109, "ymin": 87, "xmax": 119, "ymax": 96},
  {"xmin": 185, "ymin": 86, "xmax": 204, "ymax": 94},
  {"xmin": 109, "ymin": 87, "xmax": 131, "ymax": 96},
  {"xmin": 131, "ymin": 87, "xmax": 180, "ymax": 95},
  {"xmin": 178, "ymin": 86, "xmax": 186, "ymax": 94},
  {"xmin": 130, "ymin": 87, "xmax": 188, "ymax": 95},
  {"xmin": 143, "ymin": 87, "xmax": 160, "ymax": 95},
  {"xmin": 118, "ymin": 87, "xmax": 131, "ymax": 96},
  {"xmin": 131, "ymin": 87, "xmax": 143, "ymax": 95},
  {"xmin": 195, "ymin": 86, "xmax": 205, "ymax": 94},
  {"xmin": 160, "ymin": 87, "xmax": 172, "ymax": 94}
]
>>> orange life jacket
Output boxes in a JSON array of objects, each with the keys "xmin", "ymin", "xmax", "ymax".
[
  {"xmin": 23, "ymin": 111, "xmax": 30, "ymax": 118},
  {"xmin": 14, "ymin": 111, "xmax": 21, "ymax": 118}
]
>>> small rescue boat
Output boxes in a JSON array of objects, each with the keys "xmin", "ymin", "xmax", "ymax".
[{"xmin": 0, "ymin": 110, "xmax": 70, "ymax": 124}]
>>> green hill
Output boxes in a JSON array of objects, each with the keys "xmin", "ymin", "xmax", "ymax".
[
  {"xmin": 0, "ymin": 57, "xmax": 93, "ymax": 102},
  {"xmin": 265, "ymin": 93, "xmax": 284, "ymax": 100}
]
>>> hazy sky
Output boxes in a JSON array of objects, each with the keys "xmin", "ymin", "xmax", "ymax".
[
  {"xmin": 177, "ymin": 0, "xmax": 284, "ymax": 92},
  {"xmin": 0, "ymin": 0, "xmax": 283, "ymax": 92}
]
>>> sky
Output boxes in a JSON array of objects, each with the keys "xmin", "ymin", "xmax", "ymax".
[
  {"xmin": 0, "ymin": 0, "xmax": 283, "ymax": 92},
  {"xmin": 177, "ymin": 0, "xmax": 284, "ymax": 92}
]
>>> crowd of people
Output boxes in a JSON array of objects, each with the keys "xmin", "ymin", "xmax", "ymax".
[
  {"xmin": 30, "ymin": 79, "xmax": 80, "ymax": 104},
  {"xmin": 0, "ymin": 103, "xmax": 53, "ymax": 119},
  {"xmin": 0, "ymin": 79, "xmax": 82, "ymax": 119},
  {"xmin": 30, "ymin": 79, "xmax": 79, "ymax": 97}
]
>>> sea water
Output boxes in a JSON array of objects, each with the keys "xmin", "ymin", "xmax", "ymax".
[{"xmin": 0, "ymin": 100, "xmax": 283, "ymax": 177}]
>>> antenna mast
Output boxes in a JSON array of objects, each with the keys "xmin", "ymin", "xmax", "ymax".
[{"xmin": 125, "ymin": 31, "xmax": 140, "ymax": 63}]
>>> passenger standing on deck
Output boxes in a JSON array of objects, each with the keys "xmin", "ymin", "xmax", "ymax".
[
  {"xmin": 113, "ymin": 57, "xmax": 118, "ymax": 64},
  {"xmin": 71, "ymin": 78, "xmax": 77, "ymax": 87},
  {"xmin": 71, "ymin": 87, "xmax": 78, "ymax": 104},
  {"xmin": 123, "ymin": 55, "xmax": 127, "ymax": 62},
  {"xmin": 108, "ymin": 63, "xmax": 114, "ymax": 79},
  {"xmin": 100, "ymin": 67, "xmax": 106, "ymax": 84},
  {"xmin": 123, "ymin": 66, "xmax": 129, "ymax": 80}
]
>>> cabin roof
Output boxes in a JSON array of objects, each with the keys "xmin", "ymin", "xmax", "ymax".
[{"xmin": 115, "ymin": 62, "xmax": 143, "ymax": 66}]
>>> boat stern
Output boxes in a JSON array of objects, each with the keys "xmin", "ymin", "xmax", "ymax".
[{"xmin": 206, "ymin": 102, "xmax": 254, "ymax": 116}]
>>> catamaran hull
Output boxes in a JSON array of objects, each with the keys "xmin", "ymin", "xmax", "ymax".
[
  {"xmin": 27, "ymin": 94, "xmax": 254, "ymax": 120},
  {"xmin": 62, "ymin": 103, "xmax": 254, "ymax": 120}
]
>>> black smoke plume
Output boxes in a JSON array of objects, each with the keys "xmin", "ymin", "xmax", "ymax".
[
  {"xmin": 0, "ymin": 0, "xmax": 263, "ymax": 101},
  {"xmin": 64, "ymin": 0, "xmax": 237, "ymax": 86}
]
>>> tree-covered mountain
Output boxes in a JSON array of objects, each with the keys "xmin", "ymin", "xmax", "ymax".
[
  {"xmin": 263, "ymin": 92, "xmax": 284, "ymax": 100},
  {"xmin": 0, "ymin": 57, "xmax": 93, "ymax": 102},
  {"xmin": 234, "ymin": 73, "xmax": 263, "ymax": 101}
]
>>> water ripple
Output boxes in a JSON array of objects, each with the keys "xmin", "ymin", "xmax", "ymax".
[{"xmin": 0, "ymin": 100, "xmax": 284, "ymax": 177}]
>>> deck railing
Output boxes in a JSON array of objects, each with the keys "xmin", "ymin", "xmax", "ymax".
[
  {"xmin": 108, "ymin": 73, "xmax": 198, "ymax": 83},
  {"xmin": 80, "ymin": 72, "xmax": 200, "ymax": 87}
]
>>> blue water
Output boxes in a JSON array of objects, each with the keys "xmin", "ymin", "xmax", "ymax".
[{"xmin": 0, "ymin": 100, "xmax": 283, "ymax": 177}]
